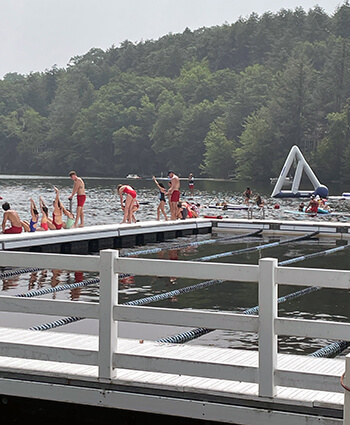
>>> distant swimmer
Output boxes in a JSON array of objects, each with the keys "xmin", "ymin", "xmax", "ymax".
[
  {"xmin": 167, "ymin": 170, "xmax": 180, "ymax": 220},
  {"xmin": 68, "ymin": 171, "xmax": 86, "ymax": 227},
  {"xmin": 1, "ymin": 202, "xmax": 23, "ymax": 234}
]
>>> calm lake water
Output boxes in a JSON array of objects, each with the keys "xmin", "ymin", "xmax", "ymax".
[{"xmin": 0, "ymin": 175, "xmax": 349, "ymax": 357}]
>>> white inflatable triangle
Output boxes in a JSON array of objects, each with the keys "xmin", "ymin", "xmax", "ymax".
[{"xmin": 271, "ymin": 145, "xmax": 328, "ymax": 198}]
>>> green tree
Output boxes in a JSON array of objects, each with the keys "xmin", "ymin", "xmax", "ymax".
[
  {"xmin": 201, "ymin": 117, "xmax": 236, "ymax": 178},
  {"xmin": 314, "ymin": 105, "xmax": 350, "ymax": 182},
  {"xmin": 235, "ymin": 108, "xmax": 278, "ymax": 182},
  {"xmin": 16, "ymin": 108, "xmax": 48, "ymax": 172}
]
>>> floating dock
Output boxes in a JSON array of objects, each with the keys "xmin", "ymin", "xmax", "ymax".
[{"xmin": 0, "ymin": 218, "xmax": 349, "ymax": 254}]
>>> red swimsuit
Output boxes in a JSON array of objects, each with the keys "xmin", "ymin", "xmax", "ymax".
[{"xmin": 123, "ymin": 186, "xmax": 137, "ymax": 198}]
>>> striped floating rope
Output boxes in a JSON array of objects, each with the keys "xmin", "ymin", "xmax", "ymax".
[
  {"xmin": 310, "ymin": 340, "xmax": 350, "ymax": 358},
  {"xmin": 196, "ymin": 231, "xmax": 319, "ymax": 262},
  {"xmin": 125, "ymin": 279, "xmax": 223, "ymax": 306},
  {"xmin": 30, "ymin": 316, "xmax": 82, "ymax": 331},
  {"xmin": 29, "ymin": 278, "xmax": 225, "ymax": 331},
  {"xmin": 16, "ymin": 277, "xmax": 100, "ymax": 298},
  {"xmin": 280, "ymin": 243, "xmax": 350, "ymax": 266},
  {"xmin": 0, "ymin": 267, "xmax": 41, "ymax": 279},
  {"xmin": 121, "ymin": 229, "xmax": 263, "ymax": 257}
]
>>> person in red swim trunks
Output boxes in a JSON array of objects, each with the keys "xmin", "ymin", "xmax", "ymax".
[
  {"xmin": 68, "ymin": 171, "xmax": 86, "ymax": 227},
  {"xmin": 117, "ymin": 184, "xmax": 137, "ymax": 224},
  {"xmin": 1, "ymin": 202, "xmax": 23, "ymax": 234},
  {"xmin": 166, "ymin": 170, "xmax": 180, "ymax": 220}
]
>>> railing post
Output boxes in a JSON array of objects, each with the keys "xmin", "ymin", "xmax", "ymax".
[
  {"xmin": 344, "ymin": 354, "xmax": 350, "ymax": 425},
  {"xmin": 98, "ymin": 249, "xmax": 119, "ymax": 381},
  {"xmin": 258, "ymin": 257, "xmax": 278, "ymax": 398}
]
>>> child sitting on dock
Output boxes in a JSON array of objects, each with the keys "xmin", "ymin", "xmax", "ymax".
[
  {"xmin": 22, "ymin": 198, "xmax": 39, "ymax": 232},
  {"xmin": 255, "ymin": 195, "xmax": 264, "ymax": 208}
]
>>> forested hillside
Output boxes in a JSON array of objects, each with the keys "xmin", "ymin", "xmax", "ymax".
[{"xmin": 1, "ymin": 3, "xmax": 350, "ymax": 182}]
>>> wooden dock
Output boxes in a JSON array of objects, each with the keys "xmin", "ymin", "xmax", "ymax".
[{"xmin": 0, "ymin": 248, "xmax": 349, "ymax": 424}]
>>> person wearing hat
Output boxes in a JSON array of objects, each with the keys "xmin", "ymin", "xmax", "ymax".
[{"xmin": 167, "ymin": 170, "xmax": 180, "ymax": 220}]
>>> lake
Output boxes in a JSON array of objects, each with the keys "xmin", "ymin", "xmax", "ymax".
[{"xmin": 0, "ymin": 175, "xmax": 349, "ymax": 357}]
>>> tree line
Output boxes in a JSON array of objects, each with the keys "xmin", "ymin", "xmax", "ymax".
[{"xmin": 1, "ymin": 3, "xmax": 350, "ymax": 183}]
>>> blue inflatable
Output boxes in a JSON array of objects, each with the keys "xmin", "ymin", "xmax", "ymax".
[{"xmin": 314, "ymin": 185, "xmax": 329, "ymax": 199}]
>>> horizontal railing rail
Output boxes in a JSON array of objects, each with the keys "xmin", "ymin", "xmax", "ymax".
[{"xmin": 0, "ymin": 249, "xmax": 348, "ymax": 399}]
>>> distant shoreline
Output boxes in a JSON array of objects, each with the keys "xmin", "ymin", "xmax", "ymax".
[{"xmin": 0, "ymin": 174, "xmax": 234, "ymax": 182}]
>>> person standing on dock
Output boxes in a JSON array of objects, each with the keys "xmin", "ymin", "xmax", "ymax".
[
  {"xmin": 152, "ymin": 176, "xmax": 168, "ymax": 221},
  {"xmin": 188, "ymin": 173, "xmax": 195, "ymax": 195},
  {"xmin": 243, "ymin": 187, "xmax": 252, "ymax": 205},
  {"xmin": 167, "ymin": 170, "xmax": 180, "ymax": 220},
  {"xmin": 68, "ymin": 171, "xmax": 86, "ymax": 228},
  {"xmin": 1, "ymin": 202, "xmax": 23, "ymax": 234}
]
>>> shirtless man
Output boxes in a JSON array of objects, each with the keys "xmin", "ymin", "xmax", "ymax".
[
  {"xmin": 2, "ymin": 202, "xmax": 23, "ymax": 234},
  {"xmin": 68, "ymin": 171, "xmax": 86, "ymax": 227},
  {"xmin": 167, "ymin": 170, "xmax": 180, "ymax": 220}
]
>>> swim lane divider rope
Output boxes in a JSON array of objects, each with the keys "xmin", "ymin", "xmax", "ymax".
[
  {"xmin": 28, "ymin": 278, "xmax": 224, "ymax": 330},
  {"xmin": 195, "ymin": 231, "xmax": 319, "ymax": 262},
  {"xmin": 16, "ymin": 277, "xmax": 100, "ymax": 298},
  {"xmin": 121, "ymin": 229, "xmax": 263, "ymax": 257},
  {"xmin": 28, "ymin": 231, "xmax": 322, "ymax": 332},
  {"xmin": 0, "ymin": 267, "xmax": 41, "ymax": 279},
  {"xmin": 157, "ymin": 242, "xmax": 347, "ymax": 344},
  {"xmin": 2, "ymin": 229, "xmax": 263, "ymax": 291},
  {"xmin": 25, "ymin": 230, "xmax": 264, "ymax": 329},
  {"xmin": 29, "ymin": 231, "xmax": 340, "ymax": 344}
]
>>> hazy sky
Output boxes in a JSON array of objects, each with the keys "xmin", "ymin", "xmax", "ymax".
[{"xmin": 0, "ymin": 0, "xmax": 343, "ymax": 78}]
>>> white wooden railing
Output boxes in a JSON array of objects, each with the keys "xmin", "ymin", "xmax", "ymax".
[{"xmin": 0, "ymin": 249, "xmax": 349, "ymax": 405}]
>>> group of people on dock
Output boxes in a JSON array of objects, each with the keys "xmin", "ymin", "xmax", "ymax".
[
  {"xmin": 1, "ymin": 171, "xmax": 86, "ymax": 234},
  {"xmin": 1, "ymin": 170, "xmax": 199, "ymax": 232},
  {"xmin": 118, "ymin": 171, "xmax": 199, "ymax": 224},
  {"xmin": 152, "ymin": 171, "xmax": 199, "ymax": 221},
  {"xmin": 243, "ymin": 187, "xmax": 264, "ymax": 208},
  {"xmin": 299, "ymin": 194, "xmax": 329, "ymax": 214}
]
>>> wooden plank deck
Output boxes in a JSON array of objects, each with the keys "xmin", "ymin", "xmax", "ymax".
[{"xmin": 0, "ymin": 327, "xmax": 344, "ymax": 412}]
